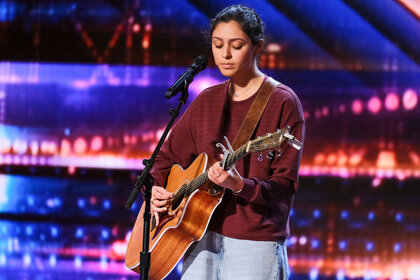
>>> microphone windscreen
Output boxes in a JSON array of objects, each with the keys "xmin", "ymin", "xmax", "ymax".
[{"xmin": 192, "ymin": 55, "xmax": 208, "ymax": 71}]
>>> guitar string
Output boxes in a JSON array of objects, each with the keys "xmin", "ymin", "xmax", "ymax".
[
  {"xmin": 169, "ymin": 133, "xmax": 287, "ymax": 209},
  {"xmin": 171, "ymin": 144, "xmax": 248, "ymax": 204}
]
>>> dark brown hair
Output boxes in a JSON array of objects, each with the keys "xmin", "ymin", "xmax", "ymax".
[{"xmin": 210, "ymin": 4, "xmax": 265, "ymax": 46}]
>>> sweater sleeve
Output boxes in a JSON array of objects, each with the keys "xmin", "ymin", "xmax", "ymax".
[
  {"xmin": 236, "ymin": 90, "xmax": 306, "ymax": 205},
  {"xmin": 150, "ymin": 105, "xmax": 198, "ymax": 188},
  {"xmin": 149, "ymin": 82, "xmax": 227, "ymax": 188}
]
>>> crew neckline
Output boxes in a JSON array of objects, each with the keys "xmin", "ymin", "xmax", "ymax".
[{"xmin": 226, "ymin": 75, "xmax": 269, "ymax": 104}]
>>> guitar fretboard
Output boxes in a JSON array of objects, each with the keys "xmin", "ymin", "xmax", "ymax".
[{"xmin": 172, "ymin": 143, "xmax": 248, "ymax": 204}]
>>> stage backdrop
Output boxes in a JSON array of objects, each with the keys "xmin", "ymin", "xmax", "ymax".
[{"xmin": 0, "ymin": 0, "xmax": 419, "ymax": 279}]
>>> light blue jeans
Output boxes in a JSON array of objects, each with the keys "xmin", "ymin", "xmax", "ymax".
[{"xmin": 181, "ymin": 230, "xmax": 289, "ymax": 280}]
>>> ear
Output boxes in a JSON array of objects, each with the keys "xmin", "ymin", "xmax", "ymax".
[{"xmin": 256, "ymin": 39, "xmax": 264, "ymax": 54}]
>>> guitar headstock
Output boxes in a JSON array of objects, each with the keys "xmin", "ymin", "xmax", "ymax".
[{"xmin": 246, "ymin": 127, "xmax": 302, "ymax": 154}]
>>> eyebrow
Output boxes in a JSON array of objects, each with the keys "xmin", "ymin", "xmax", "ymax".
[{"xmin": 212, "ymin": 37, "xmax": 246, "ymax": 42}]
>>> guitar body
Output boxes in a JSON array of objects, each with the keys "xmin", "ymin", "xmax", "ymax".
[
  {"xmin": 125, "ymin": 153, "xmax": 225, "ymax": 279},
  {"xmin": 125, "ymin": 128, "xmax": 303, "ymax": 279}
]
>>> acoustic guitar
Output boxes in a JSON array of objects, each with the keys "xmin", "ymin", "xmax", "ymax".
[{"xmin": 125, "ymin": 127, "xmax": 302, "ymax": 279}]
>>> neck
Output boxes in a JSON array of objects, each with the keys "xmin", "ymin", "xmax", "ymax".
[
  {"xmin": 229, "ymin": 68, "xmax": 265, "ymax": 100},
  {"xmin": 230, "ymin": 64, "xmax": 264, "ymax": 88}
]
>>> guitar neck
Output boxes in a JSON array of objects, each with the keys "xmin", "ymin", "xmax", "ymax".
[
  {"xmin": 173, "ymin": 127, "xmax": 298, "ymax": 200},
  {"xmin": 181, "ymin": 143, "xmax": 248, "ymax": 197},
  {"xmin": 223, "ymin": 144, "xmax": 248, "ymax": 170}
]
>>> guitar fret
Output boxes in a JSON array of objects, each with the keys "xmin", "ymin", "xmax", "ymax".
[
  {"xmin": 189, "ymin": 171, "xmax": 208, "ymax": 195},
  {"xmin": 224, "ymin": 145, "xmax": 246, "ymax": 168},
  {"xmin": 183, "ymin": 145, "xmax": 248, "ymax": 197},
  {"xmin": 173, "ymin": 141, "xmax": 260, "ymax": 201}
]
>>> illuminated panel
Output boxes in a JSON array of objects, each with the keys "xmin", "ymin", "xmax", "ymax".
[
  {"xmin": 0, "ymin": 62, "xmax": 225, "ymax": 170},
  {"xmin": 0, "ymin": 62, "xmax": 420, "ymax": 180}
]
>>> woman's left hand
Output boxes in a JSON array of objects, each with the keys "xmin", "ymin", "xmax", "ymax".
[{"xmin": 208, "ymin": 154, "xmax": 244, "ymax": 193}]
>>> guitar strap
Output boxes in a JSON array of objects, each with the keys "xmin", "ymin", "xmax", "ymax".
[{"xmin": 231, "ymin": 76, "xmax": 280, "ymax": 150}]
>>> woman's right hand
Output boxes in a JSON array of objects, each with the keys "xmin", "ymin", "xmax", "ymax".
[{"xmin": 151, "ymin": 186, "xmax": 173, "ymax": 226}]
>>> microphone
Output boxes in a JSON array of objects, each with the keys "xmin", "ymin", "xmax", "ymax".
[{"xmin": 165, "ymin": 55, "xmax": 208, "ymax": 99}]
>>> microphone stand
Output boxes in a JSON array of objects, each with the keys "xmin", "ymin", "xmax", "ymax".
[{"xmin": 125, "ymin": 81, "xmax": 190, "ymax": 280}]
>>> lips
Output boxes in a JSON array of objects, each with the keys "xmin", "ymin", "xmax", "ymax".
[{"xmin": 220, "ymin": 63, "xmax": 234, "ymax": 69}]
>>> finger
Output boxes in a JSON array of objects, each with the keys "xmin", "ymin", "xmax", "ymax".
[
  {"xmin": 153, "ymin": 186, "xmax": 167, "ymax": 196},
  {"xmin": 154, "ymin": 194, "xmax": 171, "ymax": 201},
  {"xmin": 151, "ymin": 198, "xmax": 167, "ymax": 209},
  {"xmin": 152, "ymin": 186, "xmax": 163, "ymax": 194},
  {"xmin": 154, "ymin": 212, "xmax": 159, "ymax": 226},
  {"xmin": 152, "ymin": 205, "xmax": 168, "ymax": 213},
  {"xmin": 212, "ymin": 164, "xmax": 224, "ymax": 176},
  {"xmin": 212, "ymin": 161, "xmax": 222, "ymax": 169},
  {"xmin": 210, "ymin": 167, "xmax": 220, "ymax": 178},
  {"xmin": 219, "ymin": 153, "xmax": 224, "ymax": 160},
  {"xmin": 153, "ymin": 199, "xmax": 168, "ymax": 207},
  {"xmin": 154, "ymin": 187, "xmax": 173, "ymax": 198},
  {"xmin": 154, "ymin": 186, "xmax": 171, "ymax": 194},
  {"xmin": 208, "ymin": 168, "xmax": 216, "ymax": 181}
]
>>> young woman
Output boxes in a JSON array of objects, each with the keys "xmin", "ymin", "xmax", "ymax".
[{"xmin": 150, "ymin": 5, "xmax": 305, "ymax": 279}]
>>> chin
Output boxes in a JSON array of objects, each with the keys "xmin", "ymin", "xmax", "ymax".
[{"xmin": 218, "ymin": 68, "xmax": 236, "ymax": 78}]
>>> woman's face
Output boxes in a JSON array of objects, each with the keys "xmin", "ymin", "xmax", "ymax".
[{"xmin": 212, "ymin": 20, "xmax": 260, "ymax": 79}]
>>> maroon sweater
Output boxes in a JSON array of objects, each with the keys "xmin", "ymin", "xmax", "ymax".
[{"xmin": 150, "ymin": 76, "xmax": 305, "ymax": 241}]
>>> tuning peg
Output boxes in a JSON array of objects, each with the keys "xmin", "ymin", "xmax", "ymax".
[
  {"xmin": 277, "ymin": 149, "xmax": 283, "ymax": 157},
  {"xmin": 258, "ymin": 153, "xmax": 263, "ymax": 162},
  {"xmin": 266, "ymin": 151, "xmax": 274, "ymax": 160}
]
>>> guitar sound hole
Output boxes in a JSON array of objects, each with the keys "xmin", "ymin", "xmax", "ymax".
[{"xmin": 171, "ymin": 191, "xmax": 185, "ymax": 211}]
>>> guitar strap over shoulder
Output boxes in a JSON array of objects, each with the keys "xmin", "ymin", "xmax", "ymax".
[{"xmin": 231, "ymin": 77, "xmax": 280, "ymax": 150}]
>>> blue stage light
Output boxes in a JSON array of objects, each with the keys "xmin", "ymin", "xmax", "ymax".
[
  {"xmin": 341, "ymin": 211, "xmax": 349, "ymax": 219},
  {"xmin": 78, "ymin": 198, "xmax": 86, "ymax": 208},
  {"xmin": 53, "ymin": 197, "xmax": 62, "ymax": 207},
  {"xmin": 25, "ymin": 226, "xmax": 33, "ymax": 236},
  {"xmin": 50, "ymin": 226, "xmax": 58, "ymax": 237},
  {"xmin": 46, "ymin": 198, "xmax": 55, "ymax": 208},
  {"xmin": 101, "ymin": 229, "xmax": 109, "ymax": 239},
  {"xmin": 74, "ymin": 256, "xmax": 82, "ymax": 268},
  {"xmin": 393, "ymin": 243, "xmax": 401, "ymax": 253},
  {"xmin": 49, "ymin": 254, "xmax": 57, "ymax": 267},
  {"xmin": 288, "ymin": 236, "xmax": 298, "ymax": 246},
  {"xmin": 0, "ymin": 253, "xmax": 6, "ymax": 266},
  {"xmin": 100, "ymin": 256, "xmax": 108, "ymax": 269},
  {"xmin": 75, "ymin": 228, "xmax": 84, "ymax": 238},
  {"xmin": 339, "ymin": 240, "xmax": 347, "ymax": 250},
  {"xmin": 103, "ymin": 199, "xmax": 111, "ymax": 209},
  {"xmin": 336, "ymin": 269, "xmax": 345, "ymax": 280},
  {"xmin": 27, "ymin": 195, "xmax": 34, "ymax": 206},
  {"xmin": 309, "ymin": 268, "xmax": 319, "ymax": 280},
  {"xmin": 313, "ymin": 209, "xmax": 321, "ymax": 218},
  {"xmin": 366, "ymin": 242, "xmax": 374, "ymax": 251},
  {"xmin": 23, "ymin": 253, "xmax": 31, "ymax": 267},
  {"xmin": 311, "ymin": 239, "xmax": 320, "ymax": 249}
]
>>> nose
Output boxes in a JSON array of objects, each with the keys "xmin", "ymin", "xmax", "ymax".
[{"xmin": 222, "ymin": 46, "xmax": 232, "ymax": 59}]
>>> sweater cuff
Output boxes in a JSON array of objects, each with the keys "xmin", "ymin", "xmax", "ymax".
[{"xmin": 235, "ymin": 178, "xmax": 256, "ymax": 201}]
